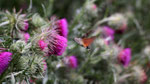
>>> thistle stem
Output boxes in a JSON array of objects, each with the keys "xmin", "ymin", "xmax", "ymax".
[
  {"xmin": 93, "ymin": 18, "xmax": 108, "ymax": 29},
  {"xmin": 5, "ymin": 70, "xmax": 24, "ymax": 79}
]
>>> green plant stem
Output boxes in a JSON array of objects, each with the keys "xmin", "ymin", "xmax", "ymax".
[
  {"xmin": 46, "ymin": 0, "xmax": 54, "ymax": 17},
  {"xmin": 79, "ymin": 48, "xmax": 99, "ymax": 73},
  {"xmin": 92, "ymin": 18, "xmax": 108, "ymax": 29},
  {"xmin": 5, "ymin": 70, "xmax": 24, "ymax": 79},
  {"xmin": 69, "ymin": 8, "xmax": 85, "ymax": 32}
]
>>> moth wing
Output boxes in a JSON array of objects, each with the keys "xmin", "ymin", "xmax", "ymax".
[
  {"xmin": 74, "ymin": 38, "xmax": 84, "ymax": 46},
  {"xmin": 82, "ymin": 36, "xmax": 96, "ymax": 48}
]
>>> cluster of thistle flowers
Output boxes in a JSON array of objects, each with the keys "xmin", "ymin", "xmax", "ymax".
[
  {"xmin": 95, "ymin": 12, "xmax": 148, "ymax": 83},
  {"xmin": 0, "ymin": 10, "xmax": 30, "ymax": 42},
  {"xmin": 0, "ymin": 10, "xmax": 30, "ymax": 75},
  {"xmin": 0, "ymin": 10, "xmax": 78, "ymax": 81},
  {"xmin": 37, "ymin": 16, "xmax": 77, "ymax": 69},
  {"xmin": 81, "ymin": 2, "xmax": 131, "ymax": 68},
  {"xmin": 96, "ymin": 15, "xmax": 131, "ymax": 67},
  {"xmin": 0, "ymin": 4, "xmax": 148, "ymax": 84},
  {"xmin": 78, "ymin": 2, "xmax": 147, "ymax": 83}
]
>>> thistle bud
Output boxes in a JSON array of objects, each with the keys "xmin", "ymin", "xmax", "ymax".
[
  {"xmin": 143, "ymin": 46, "xmax": 150, "ymax": 56},
  {"xmin": 18, "ymin": 20, "xmax": 29, "ymax": 31},
  {"xmin": 85, "ymin": 2, "xmax": 98, "ymax": 17},
  {"xmin": 107, "ymin": 13, "xmax": 127, "ymax": 27},
  {"xmin": 18, "ymin": 55, "xmax": 47, "ymax": 78},
  {"xmin": 133, "ymin": 66, "xmax": 147, "ymax": 84},
  {"xmin": 10, "ymin": 40, "xmax": 26, "ymax": 52},
  {"xmin": 32, "ymin": 13, "xmax": 47, "ymax": 27},
  {"xmin": 140, "ymin": 71, "xmax": 147, "ymax": 84},
  {"xmin": 115, "ymin": 23, "xmax": 127, "ymax": 34},
  {"xmin": 1, "ymin": 10, "xmax": 29, "ymax": 36},
  {"xmin": 18, "ymin": 32, "xmax": 30, "ymax": 43}
]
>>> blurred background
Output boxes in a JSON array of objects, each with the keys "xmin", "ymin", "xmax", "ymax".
[{"xmin": 1, "ymin": 0, "xmax": 150, "ymax": 44}]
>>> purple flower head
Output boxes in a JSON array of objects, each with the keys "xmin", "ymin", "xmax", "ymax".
[
  {"xmin": 40, "ymin": 24, "xmax": 67, "ymax": 56},
  {"xmin": 49, "ymin": 35, "xmax": 67, "ymax": 56},
  {"xmin": 102, "ymin": 26, "xmax": 115, "ymax": 40},
  {"xmin": 68, "ymin": 56, "xmax": 78, "ymax": 69},
  {"xmin": 38, "ymin": 40, "xmax": 47, "ymax": 50},
  {"xmin": 57, "ymin": 18, "xmax": 68, "ymax": 38},
  {"xmin": 0, "ymin": 52, "xmax": 12, "ymax": 75},
  {"xmin": 23, "ymin": 20, "xmax": 29, "ymax": 31},
  {"xmin": 24, "ymin": 33, "xmax": 30, "ymax": 43},
  {"xmin": 118, "ymin": 48, "xmax": 131, "ymax": 67},
  {"xmin": 65, "ymin": 56, "xmax": 78, "ymax": 69}
]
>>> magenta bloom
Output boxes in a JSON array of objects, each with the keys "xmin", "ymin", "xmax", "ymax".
[
  {"xmin": 51, "ymin": 35, "xmax": 67, "ymax": 56},
  {"xmin": 92, "ymin": 4, "xmax": 97, "ymax": 10},
  {"xmin": 24, "ymin": 33, "xmax": 30, "ymax": 43},
  {"xmin": 41, "ymin": 26, "xmax": 67, "ymax": 56},
  {"xmin": 23, "ymin": 20, "xmax": 29, "ymax": 31},
  {"xmin": 38, "ymin": 40, "xmax": 47, "ymax": 50},
  {"xmin": 0, "ymin": 52, "xmax": 12, "ymax": 75},
  {"xmin": 103, "ymin": 26, "xmax": 115, "ymax": 40},
  {"xmin": 65, "ymin": 56, "xmax": 78, "ymax": 69},
  {"xmin": 118, "ymin": 48, "xmax": 131, "ymax": 67},
  {"xmin": 57, "ymin": 18, "xmax": 68, "ymax": 38},
  {"xmin": 68, "ymin": 56, "xmax": 78, "ymax": 69}
]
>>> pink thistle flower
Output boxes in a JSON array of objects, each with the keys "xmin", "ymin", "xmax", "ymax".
[
  {"xmin": 118, "ymin": 48, "xmax": 131, "ymax": 67},
  {"xmin": 57, "ymin": 18, "xmax": 68, "ymax": 38},
  {"xmin": 23, "ymin": 20, "xmax": 29, "ymax": 31},
  {"xmin": 24, "ymin": 33, "xmax": 30, "ymax": 43},
  {"xmin": 64, "ymin": 56, "xmax": 78, "ymax": 69},
  {"xmin": 41, "ymin": 24, "xmax": 67, "ymax": 56},
  {"xmin": 38, "ymin": 40, "xmax": 47, "ymax": 50},
  {"xmin": 49, "ymin": 35, "xmax": 67, "ymax": 56},
  {"xmin": 0, "ymin": 52, "xmax": 12, "ymax": 75},
  {"xmin": 102, "ymin": 26, "xmax": 115, "ymax": 40}
]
